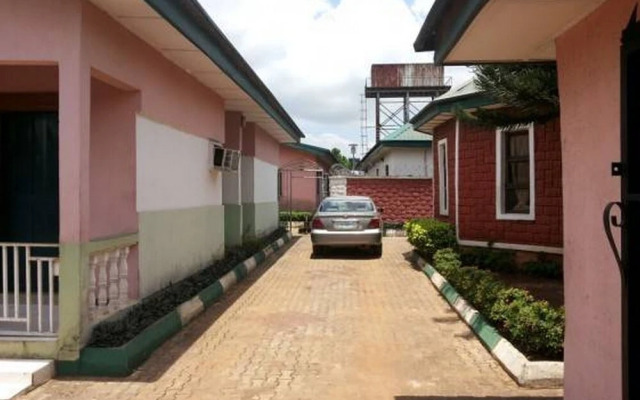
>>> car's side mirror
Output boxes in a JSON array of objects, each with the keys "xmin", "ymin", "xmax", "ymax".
[{"xmin": 378, "ymin": 207, "xmax": 384, "ymax": 213}]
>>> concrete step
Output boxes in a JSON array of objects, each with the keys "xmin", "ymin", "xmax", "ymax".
[{"xmin": 0, "ymin": 360, "xmax": 54, "ymax": 400}]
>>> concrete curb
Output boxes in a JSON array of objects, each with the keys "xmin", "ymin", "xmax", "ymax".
[
  {"xmin": 411, "ymin": 252, "xmax": 563, "ymax": 388},
  {"xmin": 57, "ymin": 232, "xmax": 293, "ymax": 377}
]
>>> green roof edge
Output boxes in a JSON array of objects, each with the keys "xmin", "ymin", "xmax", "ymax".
[
  {"xmin": 410, "ymin": 91, "xmax": 495, "ymax": 131},
  {"xmin": 413, "ymin": 0, "xmax": 489, "ymax": 65},
  {"xmin": 144, "ymin": 0, "xmax": 304, "ymax": 141},
  {"xmin": 286, "ymin": 143, "xmax": 338, "ymax": 165}
]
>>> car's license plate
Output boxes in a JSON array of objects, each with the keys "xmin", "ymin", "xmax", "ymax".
[{"xmin": 334, "ymin": 221, "xmax": 357, "ymax": 230}]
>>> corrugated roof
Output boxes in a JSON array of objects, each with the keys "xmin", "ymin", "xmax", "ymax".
[
  {"xmin": 435, "ymin": 79, "xmax": 480, "ymax": 100},
  {"xmin": 382, "ymin": 123, "xmax": 431, "ymax": 142}
]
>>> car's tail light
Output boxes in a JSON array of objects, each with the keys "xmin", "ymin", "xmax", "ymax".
[
  {"xmin": 312, "ymin": 218, "xmax": 324, "ymax": 229},
  {"xmin": 368, "ymin": 218, "xmax": 380, "ymax": 229}
]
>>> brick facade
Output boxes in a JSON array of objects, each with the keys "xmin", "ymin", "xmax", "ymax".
[
  {"xmin": 432, "ymin": 118, "xmax": 563, "ymax": 248},
  {"xmin": 345, "ymin": 177, "xmax": 433, "ymax": 223}
]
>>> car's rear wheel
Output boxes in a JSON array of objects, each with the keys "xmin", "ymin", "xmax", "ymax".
[
  {"xmin": 312, "ymin": 245, "xmax": 323, "ymax": 257},
  {"xmin": 372, "ymin": 244, "xmax": 382, "ymax": 258}
]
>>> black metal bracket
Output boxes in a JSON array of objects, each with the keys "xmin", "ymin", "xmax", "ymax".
[
  {"xmin": 603, "ymin": 201, "xmax": 625, "ymax": 282},
  {"xmin": 612, "ymin": 162, "xmax": 624, "ymax": 176}
]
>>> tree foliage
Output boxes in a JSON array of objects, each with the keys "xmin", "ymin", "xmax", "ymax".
[
  {"xmin": 459, "ymin": 64, "xmax": 560, "ymax": 128},
  {"xmin": 331, "ymin": 147, "xmax": 353, "ymax": 169}
]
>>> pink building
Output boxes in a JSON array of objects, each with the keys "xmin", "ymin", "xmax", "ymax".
[
  {"xmin": 414, "ymin": 1, "xmax": 637, "ymax": 399},
  {"xmin": 0, "ymin": 0, "xmax": 303, "ymax": 363},
  {"xmin": 412, "ymin": 81, "xmax": 563, "ymax": 254},
  {"xmin": 278, "ymin": 143, "xmax": 336, "ymax": 213}
]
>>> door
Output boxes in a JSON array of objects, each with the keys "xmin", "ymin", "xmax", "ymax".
[{"xmin": 0, "ymin": 112, "xmax": 59, "ymax": 291}]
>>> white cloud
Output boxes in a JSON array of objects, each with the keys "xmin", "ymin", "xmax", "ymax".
[{"xmin": 200, "ymin": 0, "xmax": 473, "ymax": 157}]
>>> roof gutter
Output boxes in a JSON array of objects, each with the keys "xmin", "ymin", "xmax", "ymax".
[
  {"xmin": 144, "ymin": 0, "xmax": 304, "ymax": 141},
  {"xmin": 413, "ymin": 0, "xmax": 489, "ymax": 65}
]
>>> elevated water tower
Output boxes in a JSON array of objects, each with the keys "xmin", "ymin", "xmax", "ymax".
[{"xmin": 364, "ymin": 63, "xmax": 451, "ymax": 144}]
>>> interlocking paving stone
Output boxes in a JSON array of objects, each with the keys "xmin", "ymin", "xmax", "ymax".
[{"xmin": 20, "ymin": 236, "xmax": 563, "ymax": 400}]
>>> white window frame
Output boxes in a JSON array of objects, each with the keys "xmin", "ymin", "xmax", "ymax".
[
  {"xmin": 437, "ymin": 138, "xmax": 449, "ymax": 216},
  {"xmin": 495, "ymin": 123, "xmax": 535, "ymax": 221}
]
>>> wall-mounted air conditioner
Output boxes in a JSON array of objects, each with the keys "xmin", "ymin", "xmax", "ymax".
[{"xmin": 209, "ymin": 141, "xmax": 240, "ymax": 172}]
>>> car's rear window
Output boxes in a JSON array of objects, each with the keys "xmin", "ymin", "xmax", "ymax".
[{"xmin": 319, "ymin": 200, "xmax": 374, "ymax": 212}]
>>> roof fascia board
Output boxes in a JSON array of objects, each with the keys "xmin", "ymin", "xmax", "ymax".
[
  {"xmin": 411, "ymin": 93, "xmax": 494, "ymax": 130},
  {"xmin": 414, "ymin": 0, "xmax": 489, "ymax": 65},
  {"xmin": 144, "ymin": 0, "xmax": 304, "ymax": 141},
  {"xmin": 286, "ymin": 143, "xmax": 338, "ymax": 165}
]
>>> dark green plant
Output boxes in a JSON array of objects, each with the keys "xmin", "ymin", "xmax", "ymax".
[
  {"xmin": 279, "ymin": 211, "xmax": 313, "ymax": 222},
  {"xmin": 89, "ymin": 227, "xmax": 287, "ymax": 348},
  {"xmin": 457, "ymin": 64, "xmax": 559, "ymax": 128},
  {"xmin": 523, "ymin": 253, "xmax": 563, "ymax": 279},
  {"xmin": 459, "ymin": 246, "xmax": 516, "ymax": 272},
  {"xmin": 428, "ymin": 247, "xmax": 564, "ymax": 360},
  {"xmin": 404, "ymin": 218, "xmax": 457, "ymax": 259},
  {"xmin": 490, "ymin": 288, "xmax": 565, "ymax": 360},
  {"xmin": 433, "ymin": 248, "xmax": 462, "ymax": 277}
]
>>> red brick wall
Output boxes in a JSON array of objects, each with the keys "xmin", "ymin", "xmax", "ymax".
[
  {"xmin": 456, "ymin": 118, "xmax": 563, "ymax": 247},
  {"xmin": 432, "ymin": 119, "xmax": 456, "ymax": 224},
  {"xmin": 345, "ymin": 178, "xmax": 433, "ymax": 223}
]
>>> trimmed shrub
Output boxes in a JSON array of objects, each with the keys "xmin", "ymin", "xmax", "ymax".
[
  {"xmin": 279, "ymin": 211, "xmax": 312, "ymax": 222},
  {"xmin": 459, "ymin": 246, "xmax": 516, "ymax": 272},
  {"xmin": 523, "ymin": 253, "xmax": 563, "ymax": 279},
  {"xmin": 89, "ymin": 227, "xmax": 288, "ymax": 348},
  {"xmin": 433, "ymin": 248, "xmax": 462, "ymax": 277},
  {"xmin": 426, "ymin": 247, "xmax": 564, "ymax": 361},
  {"xmin": 489, "ymin": 288, "xmax": 565, "ymax": 360},
  {"xmin": 404, "ymin": 218, "xmax": 457, "ymax": 259}
]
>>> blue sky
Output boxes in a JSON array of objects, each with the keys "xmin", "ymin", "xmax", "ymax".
[{"xmin": 201, "ymin": 0, "xmax": 472, "ymax": 157}]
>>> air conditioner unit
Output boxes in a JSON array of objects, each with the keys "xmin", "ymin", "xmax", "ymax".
[{"xmin": 209, "ymin": 141, "xmax": 240, "ymax": 172}]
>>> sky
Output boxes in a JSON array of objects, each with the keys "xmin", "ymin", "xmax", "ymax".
[{"xmin": 200, "ymin": 0, "xmax": 474, "ymax": 158}]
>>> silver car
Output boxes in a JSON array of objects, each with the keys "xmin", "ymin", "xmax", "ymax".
[{"xmin": 310, "ymin": 196, "xmax": 383, "ymax": 257}]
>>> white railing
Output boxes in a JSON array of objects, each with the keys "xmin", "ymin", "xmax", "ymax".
[
  {"xmin": 0, "ymin": 242, "xmax": 59, "ymax": 335},
  {"xmin": 88, "ymin": 244, "xmax": 133, "ymax": 321}
]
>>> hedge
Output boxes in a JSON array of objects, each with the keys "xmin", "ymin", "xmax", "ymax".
[
  {"xmin": 404, "ymin": 218, "xmax": 457, "ymax": 259},
  {"xmin": 279, "ymin": 211, "xmax": 312, "ymax": 222},
  {"xmin": 89, "ymin": 228, "xmax": 287, "ymax": 348},
  {"xmin": 431, "ymin": 248, "xmax": 564, "ymax": 360}
]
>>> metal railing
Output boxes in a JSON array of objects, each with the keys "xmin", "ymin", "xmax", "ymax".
[{"xmin": 0, "ymin": 242, "xmax": 59, "ymax": 335}]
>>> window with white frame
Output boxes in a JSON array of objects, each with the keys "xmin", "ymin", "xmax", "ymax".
[
  {"xmin": 496, "ymin": 124, "xmax": 535, "ymax": 220},
  {"xmin": 437, "ymin": 139, "xmax": 448, "ymax": 215}
]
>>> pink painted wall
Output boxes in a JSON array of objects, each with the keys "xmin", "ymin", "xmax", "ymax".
[
  {"xmin": 89, "ymin": 77, "xmax": 139, "ymax": 240},
  {"xmin": 81, "ymin": 2, "xmax": 225, "ymax": 143},
  {"xmin": 0, "ymin": 0, "xmax": 230, "ymax": 243},
  {"xmin": 555, "ymin": 1, "xmax": 638, "ymax": 398},
  {"xmin": 243, "ymin": 122, "xmax": 281, "ymax": 166},
  {"xmin": 0, "ymin": 0, "xmax": 90, "ymax": 243},
  {"xmin": 225, "ymin": 111, "xmax": 243, "ymax": 150},
  {"xmin": 279, "ymin": 145, "xmax": 326, "ymax": 212}
]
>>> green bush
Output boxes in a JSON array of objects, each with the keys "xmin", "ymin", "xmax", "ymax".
[
  {"xmin": 523, "ymin": 253, "xmax": 563, "ymax": 279},
  {"xmin": 459, "ymin": 246, "xmax": 516, "ymax": 272},
  {"xmin": 428, "ymin": 248, "xmax": 564, "ymax": 360},
  {"xmin": 433, "ymin": 248, "xmax": 462, "ymax": 277},
  {"xmin": 489, "ymin": 288, "xmax": 565, "ymax": 360},
  {"xmin": 279, "ymin": 211, "xmax": 312, "ymax": 222},
  {"xmin": 404, "ymin": 218, "xmax": 457, "ymax": 259},
  {"xmin": 89, "ymin": 227, "xmax": 288, "ymax": 348}
]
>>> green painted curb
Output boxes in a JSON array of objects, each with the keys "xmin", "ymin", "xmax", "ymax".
[
  {"xmin": 199, "ymin": 281, "xmax": 224, "ymax": 307},
  {"xmin": 56, "ymin": 310, "xmax": 182, "ymax": 377},
  {"xmin": 57, "ymin": 232, "xmax": 292, "ymax": 377},
  {"xmin": 414, "ymin": 250, "xmax": 563, "ymax": 388}
]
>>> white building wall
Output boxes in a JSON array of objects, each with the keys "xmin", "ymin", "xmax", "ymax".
[
  {"xmin": 136, "ymin": 116, "xmax": 222, "ymax": 211},
  {"xmin": 364, "ymin": 147, "xmax": 432, "ymax": 178}
]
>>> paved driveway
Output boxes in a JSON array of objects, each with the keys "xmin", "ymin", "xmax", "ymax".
[{"xmin": 21, "ymin": 236, "xmax": 563, "ymax": 400}]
